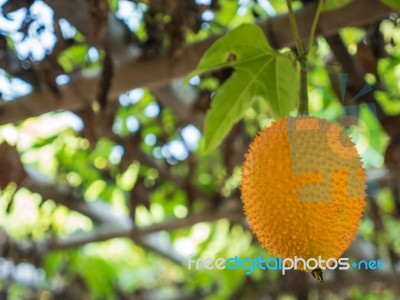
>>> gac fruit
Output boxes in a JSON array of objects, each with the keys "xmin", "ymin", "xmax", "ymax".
[{"xmin": 241, "ymin": 116, "xmax": 366, "ymax": 271}]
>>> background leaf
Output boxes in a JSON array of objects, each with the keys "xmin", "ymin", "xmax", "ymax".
[
  {"xmin": 380, "ymin": 0, "xmax": 400, "ymax": 8},
  {"xmin": 322, "ymin": 0, "xmax": 353, "ymax": 11},
  {"xmin": 189, "ymin": 24, "xmax": 299, "ymax": 152}
]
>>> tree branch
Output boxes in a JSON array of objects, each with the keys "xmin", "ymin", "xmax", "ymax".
[
  {"xmin": 0, "ymin": 0, "xmax": 396, "ymax": 125},
  {"xmin": 47, "ymin": 201, "xmax": 243, "ymax": 252},
  {"xmin": 21, "ymin": 177, "xmax": 126, "ymax": 225},
  {"xmin": 45, "ymin": 0, "xmax": 137, "ymax": 63}
]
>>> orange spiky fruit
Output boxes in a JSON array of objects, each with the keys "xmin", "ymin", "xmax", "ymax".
[{"xmin": 241, "ymin": 116, "xmax": 366, "ymax": 271}]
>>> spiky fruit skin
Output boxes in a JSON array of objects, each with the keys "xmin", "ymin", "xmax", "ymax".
[{"xmin": 241, "ymin": 116, "xmax": 366, "ymax": 271}]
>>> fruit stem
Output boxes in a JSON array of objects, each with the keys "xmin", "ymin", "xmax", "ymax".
[
  {"xmin": 298, "ymin": 55, "xmax": 309, "ymax": 114},
  {"xmin": 285, "ymin": 0, "xmax": 324, "ymax": 115},
  {"xmin": 311, "ymin": 268, "xmax": 324, "ymax": 283}
]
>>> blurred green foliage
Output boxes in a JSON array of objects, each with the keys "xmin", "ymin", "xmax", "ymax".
[{"xmin": 0, "ymin": 0, "xmax": 399, "ymax": 299}]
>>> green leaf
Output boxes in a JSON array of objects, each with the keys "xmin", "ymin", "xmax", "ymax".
[
  {"xmin": 108, "ymin": 0, "xmax": 119, "ymax": 11},
  {"xmin": 214, "ymin": 0, "xmax": 239, "ymax": 26},
  {"xmin": 58, "ymin": 44, "xmax": 89, "ymax": 72},
  {"xmin": 188, "ymin": 24, "xmax": 298, "ymax": 153},
  {"xmin": 380, "ymin": 0, "xmax": 400, "ymax": 8},
  {"xmin": 322, "ymin": 0, "xmax": 353, "ymax": 11},
  {"xmin": 190, "ymin": 24, "xmax": 275, "ymax": 76}
]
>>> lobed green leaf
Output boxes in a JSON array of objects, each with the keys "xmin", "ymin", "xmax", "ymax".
[{"xmin": 188, "ymin": 24, "xmax": 299, "ymax": 153}]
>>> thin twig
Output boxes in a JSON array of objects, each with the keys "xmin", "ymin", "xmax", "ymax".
[
  {"xmin": 286, "ymin": 0, "xmax": 304, "ymax": 55},
  {"xmin": 307, "ymin": 0, "xmax": 324, "ymax": 53},
  {"xmin": 286, "ymin": 0, "xmax": 324, "ymax": 114}
]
